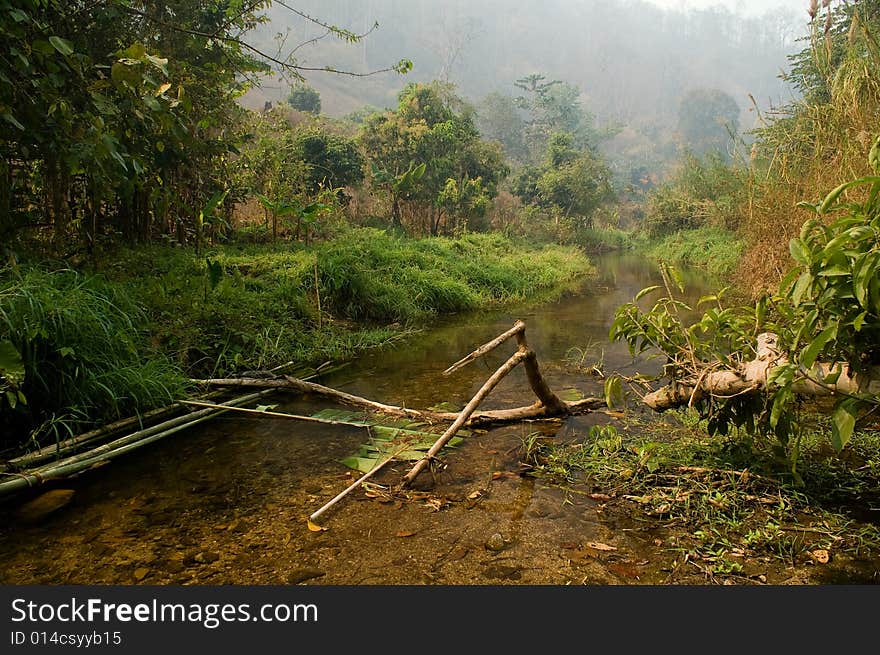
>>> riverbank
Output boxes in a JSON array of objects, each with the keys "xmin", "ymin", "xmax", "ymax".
[
  {"xmin": 641, "ymin": 226, "xmax": 743, "ymax": 278},
  {"xmin": 0, "ymin": 228, "xmax": 594, "ymax": 448}
]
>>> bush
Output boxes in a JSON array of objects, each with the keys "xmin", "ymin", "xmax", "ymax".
[{"xmin": 644, "ymin": 151, "xmax": 746, "ymax": 237}]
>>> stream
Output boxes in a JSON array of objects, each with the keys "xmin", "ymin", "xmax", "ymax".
[{"xmin": 0, "ymin": 253, "xmax": 851, "ymax": 585}]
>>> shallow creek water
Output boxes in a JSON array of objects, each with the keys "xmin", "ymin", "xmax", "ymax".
[{"xmin": 0, "ymin": 254, "xmax": 867, "ymax": 585}]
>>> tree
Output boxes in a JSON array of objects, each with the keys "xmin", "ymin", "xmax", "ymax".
[
  {"xmin": 612, "ymin": 149, "xmax": 880, "ymax": 477},
  {"xmin": 0, "ymin": 1, "xmax": 411, "ymax": 252},
  {"xmin": 360, "ymin": 81, "xmax": 508, "ymax": 235},
  {"xmin": 676, "ymin": 88, "xmax": 741, "ymax": 160},
  {"xmin": 513, "ymin": 73, "xmax": 603, "ymax": 162},
  {"xmin": 512, "ymin": 133, "xmax": 613, "ymax": 225},
  {"xmin": 293, "ymin": 129, "xmax": 363, "ymax": 193},
  {"xmin": 287, "ymin": 85, "xmax": 322, "ymax": 114}
]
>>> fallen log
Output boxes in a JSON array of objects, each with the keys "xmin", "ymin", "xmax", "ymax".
[
  {"xmin": 644, "ymin": 332, "xmax": 880, "ymax": 411},
  {"xmin": 193, "ymin": 377, "xmax": 605, "ymax": 428}
]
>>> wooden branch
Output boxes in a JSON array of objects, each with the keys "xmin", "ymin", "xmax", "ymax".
[
  {"xmin": 193, "ymin": 376, "xmax": 433, "ymax": 421},
  {"xmin": 400, "ymin": 350, "xmax": 528, "ymax": 488},
  {"xmin": 443, "ymin": 320, "xmax": 525, "ymax": 375},
  {"xmin": 431, "ymin": 397, "xmax": 606, "ymax": 426},
  {"xmin": 521, "ymin": 349, "xmax": 567, "ymax": 413}
]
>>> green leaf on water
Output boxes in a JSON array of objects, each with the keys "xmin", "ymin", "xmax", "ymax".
[{"xmin": 558, "ymin": 387, "xmax": 585, "ymax": 402}]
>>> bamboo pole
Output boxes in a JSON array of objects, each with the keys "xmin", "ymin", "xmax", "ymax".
[
  {"xmin": 7, "ymin": 400, "xmax": 190, "ymax": 469},
  {"xmin": 0, "ymin": 390, "xmax": 274, "ymax": 498},
  {"xmin": 7, "ymin": 361, "xmax": 302, "ymax": 470},
  {"xmin": 400, "ymin": 350, "xmax": 528, "ymax": 488}
]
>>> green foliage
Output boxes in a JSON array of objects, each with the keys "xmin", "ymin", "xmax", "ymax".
[
  {"xmin": 0, "ymin": 0, "xmax": 272, "ymax": 249},
  {"xmin": 287, "ymin": 85, "xmax": 322, "ymax": 114},
  {"xmin": 233, "ymin": 109, "xmax": 352, "ymax": 242},
  {"xmin": 313, "ymin": 228, "xmax": 593, "ymax": 323},
  {"xmin": 0, "ymin": 266, "xmax": 189, "ymax": 445},
  {"xmin": 512, "ymin": 131, "xmax": 614, "ymax": 227},
  {"xmin": 359, "ymin": 81, "xmax": 508, "ymax": 235},
  {"xmin": 317, "ymin": 409, "xmax": 466, "ymax": 473},
  {"xmin": 292, "ymin": 128, "xmax": 364, "ymax": 193},
  {"xmin": 475, "ymin": 91, "xmax": 528, "ymax": 162},
  {"xmin": 611, "ymin": 151, "xmax": 880, "ymax": 470},
  {"xmin": 98, "ymin": 230, "xmax": 591, "ymax": 388},
  {"xmin": 741, "ymin": 1, "xmax": 880, "ymax": 290},
  {"xmin": 645, "ymin": 151, "xmax": 747, "ymax": 237},
  {"xmin": 513, "ymin": 73, "xmax": 606, "ymax": 160},
  {"xmin": 645, "ymin": 226, "xmax": 744, "ymax": 278}
]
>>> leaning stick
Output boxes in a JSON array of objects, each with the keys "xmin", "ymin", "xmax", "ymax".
[
  {"xmin": 443, "ymin": 320, "xmax": 525, "ymax": 376},
  {"xmin": 401, "ymin": 349, "xmax": 528, "ymax": 488},
  {"xmin": 309, "ymin": 450, "xmax": 400, "ymax": 525}
]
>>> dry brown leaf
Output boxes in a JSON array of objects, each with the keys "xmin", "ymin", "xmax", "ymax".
[
  {"xmin": 306, "ymin": 519, "xmax": 327, "ymax": 532},
  {"xmin": 607, "ymin": 562, "xmax": 640, "ymax": 579},
  {"xmin": 585, "ymin": 542, "xmax": 617, "ymax": 551},
  {"xmin": 811, "ymin": 549, "xmax": 830, "ymax": 564},
  {"xmin": 395, "ymin": 530, "xmax": 416, "ymax": 538}
]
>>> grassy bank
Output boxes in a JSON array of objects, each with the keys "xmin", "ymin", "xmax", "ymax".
[
  {"xmin": 1, "ymin": 228, "xmax": 594, "ymax": 446},
  {"xmin": 642, "ymin": 226, "xmax": 743, "ymax": 278}
]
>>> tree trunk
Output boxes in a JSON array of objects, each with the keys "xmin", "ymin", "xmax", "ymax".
[{"xmin": 644, "ymin": 332, "xmax": 880, "ymax": 411}]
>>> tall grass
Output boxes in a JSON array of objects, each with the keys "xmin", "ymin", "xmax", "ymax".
[
  {"xmin": 0, "ymin": 267, "xmax": 189, "ymax": 444},
  {"xmin": 1, "ymin": 229, "xmax": 593, "ymax": 443},
  {"xmin": 109, "ymin": 228, "xmax": 594, "ymax": 376},
  {"xmin": 740, "ymin": 2, "xmax": 880, "ymax": 293},
  {"xmin": 314, "ymin": 229, "xmax": 592, "ymax": 322},
  {"xmin": 645, "ymin": 226, "xmax": 744, "ymax": 278}
]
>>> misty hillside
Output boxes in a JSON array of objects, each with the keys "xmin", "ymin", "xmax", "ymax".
[{"xmin": 245, "ymin": 0, "xmax": 806, "ymax": 131}]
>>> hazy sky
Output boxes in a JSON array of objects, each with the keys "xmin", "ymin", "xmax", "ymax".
[{"xmin": 643, "ymin": 0, "xmax": 809, "ymax": 16}]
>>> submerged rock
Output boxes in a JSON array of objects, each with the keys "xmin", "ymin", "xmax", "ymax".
[
  {"xmin": 287, "ymin": 568, "xmax": 325, "ymax": 585},
  {"xmin": 15, "ymin": 489, "xmax": 75, "ymax": 523},
  {"xmin": 485, "ymin": 533, "xmax": 506, "ymax": 551}
]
